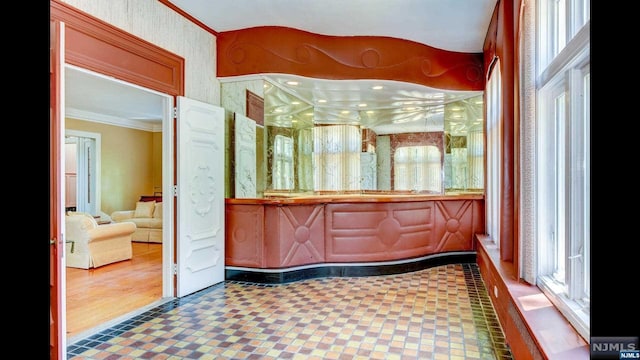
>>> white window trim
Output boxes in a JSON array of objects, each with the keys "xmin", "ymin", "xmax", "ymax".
[
  {"xmin": 536, "ymin": 58, "xmax": 590, "ymax": 341},
  {"xmin": 535, "ymin": 0, "xmax": 590, "ymax": 340},
  {"xmin": 485, "ymin": 59, "xmax": 502, "ymax": 246}
]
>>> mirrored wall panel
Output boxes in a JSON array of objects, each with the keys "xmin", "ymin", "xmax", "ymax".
[{"xmin": 222, "ymin": 78, "xmax": 484, "ymax": 198}]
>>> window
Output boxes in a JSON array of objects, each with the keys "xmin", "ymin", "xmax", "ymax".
[
  {"xmin": 485, "ymin": 59, "xmax": 502, "ymax": 247},
  {"xmin": 536, "ymin": 0, "xmax": 590, "ymax": 340}
]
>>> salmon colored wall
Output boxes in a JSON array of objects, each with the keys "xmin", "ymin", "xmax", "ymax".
[
  {"xmin": 485, "ymin": 0, "xmax": 515, "ymax": 262},
  {"xmin": 65, "ymin": 118, "xmax": 158, "ymax": 215},
  {"xmin": 217, "ymin": 26, "xmax": 484, "ymax": 91},
  {"xmin": 50, "ymin": 1, "xmax": 184, "ymax": 97}
]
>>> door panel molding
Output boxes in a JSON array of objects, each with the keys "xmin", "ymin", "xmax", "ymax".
[{"xmin": 176, "ymin": 97, "xmax": 226, "ymax": 297}]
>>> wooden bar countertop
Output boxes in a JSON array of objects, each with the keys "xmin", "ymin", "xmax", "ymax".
[{"xmin": 226, "ymin": 191, "xmax": 484, "ymax": 205}]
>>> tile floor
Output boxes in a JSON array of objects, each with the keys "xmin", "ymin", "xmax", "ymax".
[{"xmin": 67, "ymin": 263, "xmax": 513, "ymax": 359}]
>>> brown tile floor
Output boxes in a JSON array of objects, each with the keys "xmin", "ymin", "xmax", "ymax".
[{"xmin": 67, "ymin": 263, "xmax": 512, "ymax": 359}]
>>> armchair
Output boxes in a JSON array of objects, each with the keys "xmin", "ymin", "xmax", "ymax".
[{"xmin": 65, "ymin": 212, "xmax": 137, "ymax": 269}]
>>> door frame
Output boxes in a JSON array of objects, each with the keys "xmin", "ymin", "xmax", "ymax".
[
  {"xmin": 51, "ymin": 2, "xmax": 185, "ymax": 356},
  {"xmin": 50, "ymin": 18, "xmax": 65, "ymax": 360}
]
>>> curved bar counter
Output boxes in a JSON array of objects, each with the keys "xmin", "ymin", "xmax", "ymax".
[{"xmin": 225, "ymin": 193, "xmax": 485, "ymax": 283}]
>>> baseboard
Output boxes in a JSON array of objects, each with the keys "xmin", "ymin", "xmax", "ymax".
[
  {"xmin": 226, "ymin": 251, "xmax": 477, "ymax": 284},
  {"xmin": 475, "ymin": 234, "xmax": 589, "ymax": 360}
]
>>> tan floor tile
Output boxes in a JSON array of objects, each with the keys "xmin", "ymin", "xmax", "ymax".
[{"xmin": 67, "ymin": 264, "xmax": 511, "ymax": 360}]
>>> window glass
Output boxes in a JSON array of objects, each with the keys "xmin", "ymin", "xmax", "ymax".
[
  {"xmin": 536, "ymin": 0, "xmax": 590, "ymax": 340},
  {"xmin": 485, "ymin": 60, "xmax": 502, "ymax": 246}
]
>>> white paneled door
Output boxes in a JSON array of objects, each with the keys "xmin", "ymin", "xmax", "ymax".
[{"xmin": 176, "ymin": 96, "xmax": 226, "ymax": 297}]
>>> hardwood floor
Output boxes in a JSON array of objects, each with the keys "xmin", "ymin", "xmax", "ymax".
[{"xmin": 65, "ymin": 242, "xmax": 163, "ymax": 340}]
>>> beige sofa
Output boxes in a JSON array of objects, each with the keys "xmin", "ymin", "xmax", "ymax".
[
  {"xmin": 111, "ymin": 201, "xmax": 163, "ymax": 243},
  {"xmin": 65, "ymin": 212, "xmax": 136, "ymax": 269}
]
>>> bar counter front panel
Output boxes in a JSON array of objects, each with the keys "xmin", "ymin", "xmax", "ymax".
[{"xmin": 225, "ymin": 194, "xmax": 484, "ymax": 283}]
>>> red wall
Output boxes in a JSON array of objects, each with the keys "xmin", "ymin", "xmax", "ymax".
[
  {"xmin": 217, "ymin": 26, "xmax": 484, "ymax": 92},
  {"xmin": 483, "ymin": 0, "xmax": 515, "ymax": 262}
]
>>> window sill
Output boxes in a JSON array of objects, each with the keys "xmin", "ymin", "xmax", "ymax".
[
  {"xmin": 475, "ymin": 235, "xmax": 590, "ymax": 359},
  {"xmin": 537, "ymin": 276, "xmax": 589, "ymax": 340}
]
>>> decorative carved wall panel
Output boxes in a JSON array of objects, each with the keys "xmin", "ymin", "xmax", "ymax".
[
  {"xmin": 218, "ymin": 26, "xmax": 484, "ymax": 91},
  {"xmin": 225, "ymin": 197, "xmax": 484, "ymax": 269},
  {"xmin": 265, "ymin": 205, "xmax": 325, "ymax": 268},
  {"xmin": 325, "ymin": 202, "xmax": 435, "ymax": 262},
  {"xmin": 225, "ymin": 204, "xmax": 264, "ymax": 267},
  {"xmin": 433, "ymin": 200, "xmax": 477, "ymax": 252}
]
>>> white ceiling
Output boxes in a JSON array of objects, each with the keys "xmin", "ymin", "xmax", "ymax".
[
  {"xmin": 167, "ymin": 0, "xmax": 497, "ymax": 53},
  {"xmin": 65, "ymin": 1, "xmax": 496, "ymax": 131},
  {"xmin": 65, "ymin": 66, "xmax": 167, "ymax": 130}
]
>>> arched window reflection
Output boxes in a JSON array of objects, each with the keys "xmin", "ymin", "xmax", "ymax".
[{"xmin": 393, "ymin": 145, "xmax": 441, "ymax": 192}]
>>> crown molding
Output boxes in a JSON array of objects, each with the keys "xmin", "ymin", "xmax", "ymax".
[{"xmin": 66, "ymin": 107, "xmax": 162, "ymax": 132}]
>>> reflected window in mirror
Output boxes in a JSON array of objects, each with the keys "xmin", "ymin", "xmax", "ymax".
[
  {"xmin": 394, "ymin": 145, "xmax": 442, "ymax": 193},
  {"xmin": 312, "ymin": 125, "xmax": 361, "ymax": 191},
  {"xmin": 443, "ymin": 95, "xmax": 484, "ymax": 193},
  {"xmin": 297, "ymin": 128, "xmax": 314, "ymax": 192},
  {"xmin": 272, "ymin": 135, "xmax": 294, "ymax": 190}
]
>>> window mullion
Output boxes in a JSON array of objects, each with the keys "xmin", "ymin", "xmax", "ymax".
[
  {"xmin": 568, "ymin": 67, "xmax": 589, "ymax": 302},
  {"xmin": 555, "ymin": 89, "xmax": 568, "ymax": 286}
]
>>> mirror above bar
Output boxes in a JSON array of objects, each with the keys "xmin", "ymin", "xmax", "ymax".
[{"xmin": 221, "ymin": 76, "xmax": 484, "ymax": 199}]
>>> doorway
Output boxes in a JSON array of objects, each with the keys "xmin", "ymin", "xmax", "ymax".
[
  {"xmin": 51, "ymin": 6, "xmax": 225, "ymax": 356},
  {"xmin": 64, "ymin": 131, "xmax": 99, "ymax": 215},
  {"xmin": 64, "ymin": 66, "xmax": 173, "ymax": 341}
]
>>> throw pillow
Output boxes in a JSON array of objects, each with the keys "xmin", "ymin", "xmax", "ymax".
[
  {"xmin": 134, "ymin": 201, "xmax": 155, "ymax": 218},
  {"xmin": 153, "ymin": 202, "xmax": 163, "ymax": 219}
]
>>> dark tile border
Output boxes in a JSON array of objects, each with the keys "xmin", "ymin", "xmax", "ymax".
[
  {"xmin": 462, "ymin": 263, "xmax": 513, "ymax": 359},
  {"xmin": 226, "ymin": 252, "xmax": 477, "ymax": 284}
]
